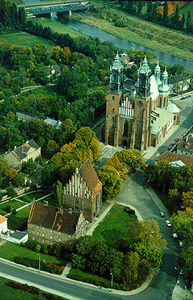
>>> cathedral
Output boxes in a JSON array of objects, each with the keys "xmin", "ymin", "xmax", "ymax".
[{"xmin": 105, "ymin": 53, "xmax": 180, "ymax": 150}]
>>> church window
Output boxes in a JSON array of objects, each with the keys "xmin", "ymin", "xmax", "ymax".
[{"xmin": 123, "ymin": 120, "xmax": 128, "ymax": 137}]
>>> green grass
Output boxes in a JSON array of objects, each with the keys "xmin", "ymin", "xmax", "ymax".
[
  {"xmin": 8, "ymin": 205, "xmax": 31, "ymax": 230},
  {"xmin": 35, "ymin": 17, "xmax": 85, "ymax": 38},
  {"xmin": 10, "ymin": 0, "xmax": 24, "ymax": 4},
  {"xmin": 0, "ymin": 32, "xmax": 55, "ymax": 50},
  {"xmin": 0, "ymin": 200, "xmax": 24, "ymax": 215},
  {"xmin": 19, "ymin": 192, "xmax": 47, "ymax": 203},
  {"xmin": 39, "ymin": 195, "xmax": 56, "ymax": 206},
  {"xmin": 68, "ymin": 268, "xmax": 111, "ymax": 287},
  {"xmin": 0, "ymin": 240, "xmax": 66, "ymax": 265},
  {"xmin": 93, "ymin": 204, "xmax": 136, "ymax": 247},
  {"xmin": 0, "ymin": 276, "xmax": 69, "ymax": 300}
]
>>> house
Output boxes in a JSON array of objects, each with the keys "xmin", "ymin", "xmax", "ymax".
[
  {"xmin": 16, "ymin": 112, "xmax": 44, "ymax": 122},
  {"xmin": 155, "ymin": 151, "xmax": 193, "ymax": 167},
  {"xmin": 28, "ymin": 200, "xmax": 86, "ymax": 246},
  {"xmin": 105, "ymin": 54, "xmax": 180, "ymax": 150},
  {"xmin": 3, "ymin": 139, "xmax": 41, "ymax": 171},
  {"xmin": 63, "ymin": 159, "xmax": 102, "ymax": 222},
  {"xmin": 44, "ymin": 118, "xmax": 62, "ymax": 130},
  {"xmin": 177, "ymin": 135, "xmax": 193, "ymax": 156},
  {"xmin": 168, "ymin": 74, "xmax": 190, "ymax": 93},
  {"xmin": 0, "ymin": 215, "xmax": 7, "ymax": 233}
]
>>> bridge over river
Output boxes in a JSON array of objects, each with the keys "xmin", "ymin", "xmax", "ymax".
[{"xmin": 17, "ymin": 1, "xmax": 89, "ymax": 18}]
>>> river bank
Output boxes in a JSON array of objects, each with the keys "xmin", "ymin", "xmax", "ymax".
[{"xmin": 69, "ymin": 8, "xmax": 193, "ymax": 62}]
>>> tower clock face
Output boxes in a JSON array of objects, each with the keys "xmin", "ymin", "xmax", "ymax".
[{"xmin": 137, "ymin": 100, "xmax": 143, "ymax": 107}]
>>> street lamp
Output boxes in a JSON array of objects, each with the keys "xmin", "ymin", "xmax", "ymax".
[
  {"xmin": 38, "ymin": 253, "xmax": 40, "ymax": 273},
  {"xmin": 110, "ymin": 272, "xmax": 113, "ymax": 290}
]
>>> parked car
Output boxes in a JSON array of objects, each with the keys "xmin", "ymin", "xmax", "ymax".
[
  {"xmin": 160, "ymin": 211, "xmax": 165, "ymax": 217},
  {"xmin": 165, "ymin": 220, "xmax": 171, "ymax": 227},
  {"xmin": 181, "ymin": 96, "xmax": 186, "ymax": 100},
  {"xmin": 175, "ymin": 138, "xmax": 179, "ymax": 142},
  {"xmin": 179, "ymin": 241, "xmax": 183, "ymax": 247},
  {"xmin": 171, "ymin": 142, "xmax": 175, "ymax": 146},
  {"xmin": 171, "ymin": 233, "xmax": 178, "ymax": 239},
  {"xmin": 168, "ymin": 146, "xmax": 172, "ymax": 150}
]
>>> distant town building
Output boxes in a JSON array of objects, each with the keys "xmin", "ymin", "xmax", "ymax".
[
  {"xmin": 3, "ymin": 139, "xmax": 41, "ymax": 171},
  {"xmin": 63, "ymin": 159, "xmax": 102, "ymax": 222},
  {"xmin": 105, "ymin": 53, "xmax": 180, "ymax": 150},
  {"xmin": 44, "ymin": 118, "xmax": 62, "ymax": 130},
  {"xmin": 155, "ymin": 151, "xmax": 193, "ymax": 167},
  {"xmin": 28, "ymin": 200, "xmax": 86, "ymax": 246},
  {"xmin": 177, "ymin": 135, "xmax": 193, "ymax": 156},
  {"xmin": 168, "ymin": 74, "xmax": 190, "ymax": 93}
]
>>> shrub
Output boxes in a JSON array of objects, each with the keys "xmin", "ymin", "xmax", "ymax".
[
  {"xmin": 124, "ymin": 207, "xmax": 135, "ymax": 214},
  {"xmin": 5, "ymin": 205, "xmax": 11, "ymax": 212},
  {"xmin": 12, "ymin": 208, "xmax": 17, "ymax": 215}
]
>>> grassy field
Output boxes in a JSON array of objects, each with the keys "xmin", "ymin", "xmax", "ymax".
[
  {"xmin": 0, "ymin": 240, "xmax": 66, "ymax": 264},
  {"xmin": 35, "ymin": 17, "xmax": 85, "ymax": 38},
  {"xmin": 19, "ymin": 191, "xmax": 47, "ymax": 203},
  {"xmin": 72, "ymin": 9, "xmax": 193, "ymax": 61},
  {"xmin": 93, "ymin": 204, "xmax": 136, "ymax": 247},
  {"xmin": 0, "ymin": 200, "xmax": 23, "ymax": 215},
  {"xmin": 8, "ymin": 205, "xmax": 31, "ymax": 230},
  {"xmin": 0, "ymin": 32, "xmax": 55, "ymax": 50}
]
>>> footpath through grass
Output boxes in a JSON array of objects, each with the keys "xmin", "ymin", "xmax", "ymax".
[{"xmin": 93, "ymin": 203, "xmax": 136, "ymax": 247}]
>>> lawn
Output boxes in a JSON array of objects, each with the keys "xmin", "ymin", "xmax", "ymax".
[
  {"xmin": 93, "ymin": 204, "xmax": 136, "ymax": 247},
  {"xmin": 0, "ymin": 32, "xmax": 55, "ymax": 50},
  {"xmin": 19, "ymin": 191, "xmax": 47, "ymax": 203},
  {"xmin": 8, "ymin": 205, "xmax": 31, "ymax": 230},
  {"xmin": 0, "ymin": 276, "xmax": 69, "ymax": 300},
  {"xmin": 39, "ymin": 195, "xmax": 56, "ymax": 206},
  {"xmin": 0, "ymin": 200, "xmax": 24, "ymax": 215},
  {"xmin": 0, "ymin": 240, "xmax": 66, "ymax": 265},
  {"xmin": 35, "ymin": 17, "xmax": 85, "ymax": 38}
]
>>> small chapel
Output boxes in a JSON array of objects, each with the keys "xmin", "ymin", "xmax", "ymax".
[{"xmin": 105, "ymin": 53, "xmax": 180, "ymax": 150}]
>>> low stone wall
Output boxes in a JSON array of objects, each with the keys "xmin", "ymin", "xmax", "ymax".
[{"xmin": 1, "ymin": 187, "xmax": 31, "ymax": 202}]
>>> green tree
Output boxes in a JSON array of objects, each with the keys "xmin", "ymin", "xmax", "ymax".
[
  {"xmin": 134, "ymin": 242, "xmax": 163, "ymax": 268},
  {"xmin": 6, "ymin": 184, "xmax": 17, "ymax": 198},
  {"xmin": 18, "ymin": 7, "xmax": 26, "ymax": 29},
  {"xmin": 31, "ymin": 63, "xmax": 49, "ymax": 85},
  {"xmin": 120, "ymin": 251, "xmax": 140, "ymax": 286},
  {"xmin": 186, "ymin": 11, "xmax": 192, "ymax": 32},
  {"xmin": 57, "ymin": 118, "xmax": 76, "ymax": 146},
  {"xmin": 32, "ymin": 44, "xmax": 48, "ymax": 64},
  {"xmin": 162, "ymin": 1, "xmax": 168, "ymax": 25},
  {"xmin": 56, "ymin": 180, "xmax": 63, "ymax": 207},
  {"xmin": 116, "ymin": 149, "xmax": 145, "ymax": 172},
  {"xmin": 179, "ymin": 246, "xmax": 193, "ymax": 277},
  {"xmin": 0, "ymin": 158, "xmax": 10, "ymax": 176},
  {"xmin": 45, "ymin": 140, "xmax": 59, "ymax": 158},
  {"xmin": 139, "ymin": 219, "xmax": 166, "ymax": 249},
  {"xmin": 41, "ymin": 163, "xmax": 59, "ymax": 187},
  {"xmin": 170, "ymin": 208, "xmax": 193, "ymax": 243},
  {"xmin": 98, "ymin": 165, "xmax": 122, "ymax": 200},
  {"xmin": 13, "ymin": 172, "xmax": 25, "ymax": 187}
]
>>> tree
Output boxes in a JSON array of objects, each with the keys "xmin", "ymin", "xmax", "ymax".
[
  {"xmin": 116, "ymin": 149, "xmax": 145, "ymax": 172},
  {"xmin": 0, "ymin": 158, "xmax": 10, "ymax": 175},
  {"xmin": 31, "ymin": 63, "xmax": 49, "ymax": 85},
  {"xmin": 13, "ymin": 172, "xmax": 25, "ymax": 187},
  {"xmin": 138, "ymin": 219, "xmax": 166, "ymax": 249},
  {"xmin": 186, "ymin": 11, "xmax": 192, "ymax": 33},
  {"xmin": 32, "ymin": 44, "xmax": 48, "ymax": 64},
  {"xmin": 181, "ymin": 191, "xmax": 193, "ymax": 210},
  {"xmin": 134, "ymin": 242, "xmax": 163, "ymax": 268},
  {"xmin": 41, "ymin": 163, "xmax": 59, "ymax": 187},
  {"xmin": 106, "ymin": 154, "xmax": 129, "ymax": 179},
  {"xmin": 170, "ymin": 208, "xmax": 193, "ymax": 243},
  {"xmin": 179, "ymin": 246, "xmax": 193, "ymax": 277},
  {"xmin": 18, "ymin": 7, "xmax": 26, "ymax": 29},
  {"xmin": 45, "ymin": 140, "xmax": 59, "ymax": 158},
  {"xmin": 120, "ymin": 251, "xmax": 140, "ymax": 286},
  {"xmin": 8, "ymin": 168, "xmax": 18, "ymax": 181},
  {"xmin": 98, "ymin": 165, "xmax": 122, "ymax": 200},
  {"xmin": 57, "ymin": 118, "xmax": 76, "ymax": 147},
  {"xmin": 56, "ymin": 180, "xmax": 63, "ymax": 207},
  {"xmin": 162, "ymin": 1, "xmax": 168, "ymax": 26},
  {"xmin": 6, "ymin": 184, "xmax": 17, "ymax": 198}
]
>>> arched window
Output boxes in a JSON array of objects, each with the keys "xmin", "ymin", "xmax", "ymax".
[{"xmin": 123, "ymin": 120, "xmax": 128, "ymax": 137}]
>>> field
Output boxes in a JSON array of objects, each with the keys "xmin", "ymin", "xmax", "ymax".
[
  {"xmin": 93, "ymin": 204, "xmax": 136, "ymax": 247},
  {"xmin": 35, "ymin": 17, "xmax": 85, "ymax": 38},
  {"xmin": 8, "ymin": 205, "xmax": 31, "ymax": 230},
  {"xmin": 0, "ymin": 240, "xmax": 66, "ymax": 264},
  {"xmin": 72, "ymin": 9, "xmax": 193, "ymax": 61},
  {"xmin": 0, "ymin": 32, "xmax": 55, "ymax": 50}
]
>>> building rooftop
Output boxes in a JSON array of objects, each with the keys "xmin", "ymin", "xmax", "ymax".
[
  {"xmin": 151, "ymin": 107, "xmax": 173, "ymax": 134},
  {"xmin": 79, "ymin": 159, "xmax": 102, "ymax": 199},
  {"xmin": 155, "ymin": 151, "xmax": 193, "ymax": 166},
  {"xmin": 28, "ymin": 201, "xmax": 81, "ymax": 235},
  {"xmin": 0, "ymin": 215, "xmax": 7, "ymax": 224},
  {"xmin": 12, "ymin": 139, "xmax": 40, "ymax": 161},
  {"xmin": 177, "ymin": 136, "xmax": 193, "ymax": 152}
]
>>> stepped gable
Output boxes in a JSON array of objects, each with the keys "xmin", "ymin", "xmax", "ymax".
[
  {"xmin": 28, "ymin": 201, "xmax": 79, "ymax": 235},
  {"xmin": 79, "ymin": 159, "xmax": 102, "ymax": 199}
]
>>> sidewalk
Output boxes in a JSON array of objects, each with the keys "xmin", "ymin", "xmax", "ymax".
[{"xmin": 172, "ymin": 283, "xmax": 193, "ymax": 300}]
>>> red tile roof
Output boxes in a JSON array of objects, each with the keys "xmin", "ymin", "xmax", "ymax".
[
  {"xmin": 28, "ymin": 201, "xmax": 80, "ymax": 235},
  {"xmin": 155, "ymin": 151, "xmax": 193, "ymax": 166},
  {"xmin": 177, "ymin": 136, "xmax": 193, "ymax": 152},
  {"xmin": 0, "ymin": 215, "xmax": 7, "ymax": 224},
  {"xmin": 79, "ymin": 159, "xmax": 102, "ymax": 199}
]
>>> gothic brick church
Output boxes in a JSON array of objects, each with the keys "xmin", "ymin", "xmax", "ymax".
[{"xmin": 105, "ymin": 53, "xmax": 180, "ymax": 150}]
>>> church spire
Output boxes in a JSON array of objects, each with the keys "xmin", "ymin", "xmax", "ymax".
[
  {"xmin": 159, "ymin": 67, "xmax": 169, "ymax": 94},
  {"xmin": 109, "ymin": 52, "xmax": 123, "ymax": 94},
  {"xmin": 136, "ymin": 56, "xmax": 151, "ymax": 98}
]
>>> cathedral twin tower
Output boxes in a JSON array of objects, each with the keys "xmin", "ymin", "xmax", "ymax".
[{"xmin": 105, "ymin": 52, "xmax": 173, "ymax": 151}]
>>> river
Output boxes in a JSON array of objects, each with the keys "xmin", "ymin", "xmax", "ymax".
[{"xmin": 63, "ymin": 20, "xmax": 193, "ymax": 72}]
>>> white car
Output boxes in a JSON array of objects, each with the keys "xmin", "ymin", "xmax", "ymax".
[
  {"xmin": 160, "ymin": 211, "xmax": 165, "ymax": 217},
  {"xmin": 165, "ymin": 220, "xmax": 171, "ymax": 227},
  {"xmin": 179, "ymin": 241, "xmax": 183, "ymax": 247}
]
